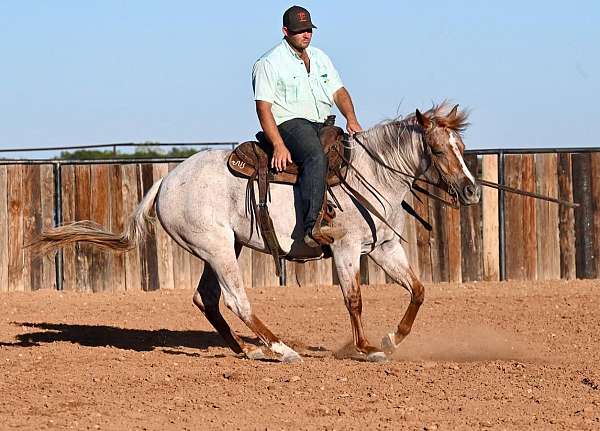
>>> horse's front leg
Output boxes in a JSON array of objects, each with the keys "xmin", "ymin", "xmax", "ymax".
[
  {"xmin": 332, "ymin": 243, "xmax": 387, "ymax": 362},
  {"xmin": 368, "ymin": 239, "xmax": 424, "ymax": 353}
]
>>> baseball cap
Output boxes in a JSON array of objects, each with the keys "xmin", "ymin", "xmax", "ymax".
[{"xmin": 283, "ymin": 5, "xmax": 317, "ymax": 32}]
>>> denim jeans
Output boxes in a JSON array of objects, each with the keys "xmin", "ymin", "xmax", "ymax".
[{"xmin": 277, "ymin": 118, "xmax": 326, "ymax": 235}]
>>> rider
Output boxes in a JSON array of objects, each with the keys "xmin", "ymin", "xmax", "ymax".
[{"xmin": 252, "ymin": 5, "xmax": 362, "ymax": 247}]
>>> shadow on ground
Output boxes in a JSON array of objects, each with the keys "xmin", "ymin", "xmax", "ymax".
[{"xmin": 0, "ymin": 322, "xmax": 241, "ymax": 352}]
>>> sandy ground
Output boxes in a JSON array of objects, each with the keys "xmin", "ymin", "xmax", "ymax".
[{"xmin": 1, "ymin": 280, "xmax": 600, "ymax": 430}]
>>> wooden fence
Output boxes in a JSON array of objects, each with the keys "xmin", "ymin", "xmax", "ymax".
[{"xmin": 0, "ymin": 150, "xmax": 598, "ymax": 293}]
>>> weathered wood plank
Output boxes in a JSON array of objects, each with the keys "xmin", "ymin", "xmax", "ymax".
[
  {"xmin": 238, "ymin": 246, "xmax": 253, "ymax": 290},
  {"xmin": 460, "ymin": 155, "xmax": 483, "ymax": 282},
  {"xmin": 7, "ymin": 165, "xmax": 24, "ymax": 292},
  {"xmin": 446, "ymin": 206, "xmax": 462, "ymax": 283},
  {"xmin": 401, "ymin": 194, "xmax": 420, "ymax": 283},
  {"xmin": 359, "ymin": 255, "xmax": 369, "ymax": 285},
  {"xmin": 557, "ymin": 153, "xmax": 576, "ymax": 279},
  {"xmin": 525, "ymin": 155, "xmax": 538, "ymax": 278},
  {"xmin": 153, "ymin": 164, "xmax": 174, "ymax": 290},
  {"xmin": 429, "ymin": 196, "xmax": 449, "ymax": 283},
  {"xmin": 74, "ymin": 165, "xmax": 93, "ymax": 292},
  {"xmin": 61, "ymin": 165, "xmax": 77, "ymax": 291},
  {"xmin": 522, "ymin": 155, "xmax": 538, "ymax": 280},
  {"xmin": 40, "ymin": 165, "xmax": 56, "ymax": 290},
  {"xmin": 290, "ymin": 262, "xmax": 304, "ymax": 287},
  {"xmin": 318, "ymin": 257, "xmax": 334, "ymax": 286},
  {"xmin": 535, "ymin": 154, "xmax": 560, "ymax": 280},
  {"xmin": 90, "ymin": 165, "xmax": 112, "ymax": 292},
  {"xmin": 0, "ymin": 166, "xmax": 8, "ymax": 292},
  {"xmin": 413, "ymin": 192, "xmax": 432, "ymax": 282},
  {"xmin": 572, "ymin": 153, "xmax": 596, "ymax": 279},
  {"xmin": 109, "ymin": 164, "xmax": 126, "ymax": 291},
  {"xmin": 481, "ymin": 155, "xmax": 499, "ymax": 281},
  {"xmin": 121, "ymin": 164, "xmax": 142, "ymax": 290},
  {"xmin": 139, "ymin": 164, "xmax": 160, "ymax": 291},
  {"xmin": 504, "ymin": 155, "xmax": 523, "ymax": 279},
  {"xmin": 252, "ymin": 251, "xmax": 279, "ymax": 288},
  {"xmin": 22, "ymin": 166, "xmax": 42, "ymax": 291},
  {"xmin": 331, "ymin": 259, "xmax": 340, "ymax": 286},
  {"xmin": 590, "ymin": 153, "xmax": 600, "ymax": 278}
]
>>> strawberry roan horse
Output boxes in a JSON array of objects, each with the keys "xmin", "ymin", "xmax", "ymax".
[{"xmin": 34, "ymin": 103, "xmax": 480, "ymax": 363}]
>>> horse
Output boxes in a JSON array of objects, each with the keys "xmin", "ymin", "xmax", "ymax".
[{"xmin": 33, "ymin": 102, "xmax": 481, "ymax": 363}]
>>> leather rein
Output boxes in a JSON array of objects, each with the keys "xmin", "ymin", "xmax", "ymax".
[{"xmin": 339, "ymin": 131, "xmax": 578, "ymax": 239}]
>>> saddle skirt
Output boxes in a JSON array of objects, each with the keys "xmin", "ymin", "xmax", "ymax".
[{"xmin": 227, "ymin": 125, "xmax": 349, "ymax": 186}]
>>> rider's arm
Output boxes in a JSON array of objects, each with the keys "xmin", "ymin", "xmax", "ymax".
[
  {"xmin": 255, "ymin": 101, "xmax": 285, "ymax": 148},
  {"xmin": 333, "ymin": 87, "xmax": 362, "ymax": 135},
  {"xmin": 252, "ymin": 59, "xmax": 292, "ymax": 171},
  {"xmin": 255, "ymin": 101, "xmax": 292, "ymax": 171}
]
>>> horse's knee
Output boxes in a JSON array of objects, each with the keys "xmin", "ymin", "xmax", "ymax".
[
  {"xmin": 409, "ymin": 273, "xmax": 424, "ymax": 305},
  {"xmin": 222, "ymin": 291, "xmax": 252, "ymax": 321},
  {"xmin": 411, "ymin": 280, "xmax": 425, "ymax": 305}
]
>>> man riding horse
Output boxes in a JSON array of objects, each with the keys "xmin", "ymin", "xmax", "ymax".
[{"xmin": 252, "ymin": 5, "xmax": 362, "ymax": 247}]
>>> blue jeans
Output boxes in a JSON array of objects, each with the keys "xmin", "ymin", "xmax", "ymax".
[{"xmin": 277, "ymin": 118, "xmax": 326, "ymax": 235}]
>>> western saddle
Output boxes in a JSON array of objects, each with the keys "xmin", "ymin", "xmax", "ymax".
[{"xmin": 227, "ymin": 116, "xmax": 349, "ymax": 276}]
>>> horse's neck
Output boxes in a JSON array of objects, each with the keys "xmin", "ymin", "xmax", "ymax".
[{"xmin": 346, "ymin": 129, "xmax": 424, "ymax": 207}]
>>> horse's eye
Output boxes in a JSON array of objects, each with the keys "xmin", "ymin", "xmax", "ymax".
[{"xmin": 431, "ymin": 149, "xmax": 444, "ymax": 156}]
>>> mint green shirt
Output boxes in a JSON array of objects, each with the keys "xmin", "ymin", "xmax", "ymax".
[{"xmin": 252, "ymin": 40, "xmax": 344, "ymax": 125}]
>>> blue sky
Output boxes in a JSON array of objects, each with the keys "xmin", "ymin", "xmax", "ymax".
[{"xmin": 0, "ymin": 1, "xmax": 598, "ymax": 156}]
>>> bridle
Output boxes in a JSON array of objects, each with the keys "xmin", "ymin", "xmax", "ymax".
[{"xmin": 349, "ymin": 124, "xmax": 461, "ymax": 209}]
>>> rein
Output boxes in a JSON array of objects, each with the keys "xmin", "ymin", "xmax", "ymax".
[
  {"xmin": 349, "ymin": 133, "xmax": 578, "ymax": 209},
  {"xmin": 350, "ymin": 133, "xmax": 460, "ymax": 208}
]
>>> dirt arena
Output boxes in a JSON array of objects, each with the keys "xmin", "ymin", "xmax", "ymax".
[{"xmin": 1, "ymin": 280, "xmax": 599, "ymax": 430}]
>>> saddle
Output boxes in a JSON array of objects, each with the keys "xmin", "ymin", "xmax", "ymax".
[{"xmin": 227, "ymin": 117, "xmax": 349, "ymax": 276}]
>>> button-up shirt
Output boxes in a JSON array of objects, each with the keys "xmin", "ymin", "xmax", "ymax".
[{"xmin": 252, "ymin": 39, "xmax": 344, "ymax": 125}]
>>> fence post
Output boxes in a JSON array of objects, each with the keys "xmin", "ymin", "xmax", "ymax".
[
  {"xmin": 498, "ymin": 151, "xmax": 506, "ymax": 281},
  {"xmin": 53, "ymin": 162, "xmax": 64, "ymax": 291}
]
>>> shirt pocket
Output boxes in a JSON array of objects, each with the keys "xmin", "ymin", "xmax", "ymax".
[{"xmin": 284, "ymin": 81, "xmax": 299, "ymax": 103}]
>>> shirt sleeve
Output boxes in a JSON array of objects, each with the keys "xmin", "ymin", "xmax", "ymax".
[
  {"xmin": 321, "ymin": 52, "xmax": 344, "ymax": 100},
  {"xmin": 252, "ymin": 59, "xmax": 277, "ymax": 103}
]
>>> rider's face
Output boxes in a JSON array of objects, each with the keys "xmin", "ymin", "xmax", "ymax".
[{"xmin": 283, "ymin": 27, "xmax": 313, "ymax": 51}]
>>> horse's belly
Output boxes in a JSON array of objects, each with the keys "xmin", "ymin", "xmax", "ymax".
[{"xmin": 230, "ymin": 182, "xmax": 299, "ymax": 252}]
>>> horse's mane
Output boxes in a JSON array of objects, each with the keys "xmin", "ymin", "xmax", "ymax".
[{"xmin": 353, "ymin": 101, "xmax": 470, "ymax": 188}]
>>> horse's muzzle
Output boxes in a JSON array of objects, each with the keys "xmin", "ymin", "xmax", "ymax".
[{"xmin": 460, "ymin": 183, "xmax": 481, "ymax": 205}]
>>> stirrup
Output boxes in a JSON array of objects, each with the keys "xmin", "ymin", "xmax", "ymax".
[{"xmin": 305, "ymin": 224, "xmax": 347, "ymax": 247}]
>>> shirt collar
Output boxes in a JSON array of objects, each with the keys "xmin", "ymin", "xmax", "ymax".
[{"xmin": 281, "ymin": 38, "xmax": 312, "ymax": 60}]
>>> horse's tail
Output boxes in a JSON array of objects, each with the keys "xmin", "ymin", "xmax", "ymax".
[{"xmin": 30, "ymin": 178, "xmax": 164, "ymax": 255}]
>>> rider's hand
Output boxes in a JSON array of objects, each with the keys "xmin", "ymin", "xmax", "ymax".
[
  {"xmin": 271, "ymin": 143, "xmax": 292, "ymax": 172},
  {"xmin": 346, "ymin": 119, "xmax": 363, "ymax": 136}
]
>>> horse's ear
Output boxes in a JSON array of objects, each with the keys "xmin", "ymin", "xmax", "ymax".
[
  {"xmin": 416, "ymin": 109, "xmax": 431, "ymax": 129},
  {"xmin": 448, "ymin": 104, "xmax": 459, "ymax": 118}
]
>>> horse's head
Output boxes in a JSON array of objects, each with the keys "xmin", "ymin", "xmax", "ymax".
[{"xmin": 415, "ymin": 105, "xmax": 481, "ymax": 206}]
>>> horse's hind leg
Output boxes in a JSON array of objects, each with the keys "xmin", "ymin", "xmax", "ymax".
[
  {"xmin": 332, "ymin": 242, "xmax": 387, "ymax": 362},
  {"xmin": 194, "ymin": 236, "xmax": 302, "ymax": 363},
  {"xmin": 368, "ymin": 240, "xmax": 424, "ymax": 353},
  {"xmin": 193, "ymin": 262, "xmax": 265, "ymax": 360}
]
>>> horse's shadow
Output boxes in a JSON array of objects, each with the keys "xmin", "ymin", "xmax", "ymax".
[
  {"xmin": 1, "ymin": 322, "xmax": 248, "ymax": 353},
  {"xmin": 2, "ymin": 322, "xmax": 329, "ymax": 358}
]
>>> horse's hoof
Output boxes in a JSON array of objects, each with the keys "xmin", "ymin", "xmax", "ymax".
[
  {"xmin": 281, "ymin": 351, "xmax": 303, "ymax": 364},
  {"xmin": 245, "ymin": 348, "xmax": 267, "ymax": 361},
  {"xmin": 367, "ymin": 351, "xmax": 388, "ymax": 363},
  {"xmin": 381, "ymin": 332, "xmax": 397, "ymax": 354}
]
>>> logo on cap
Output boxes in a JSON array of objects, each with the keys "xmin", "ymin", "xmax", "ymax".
[{"xmin": 297, "ymin": 11, "xmax": 307, "ymax": 22}]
